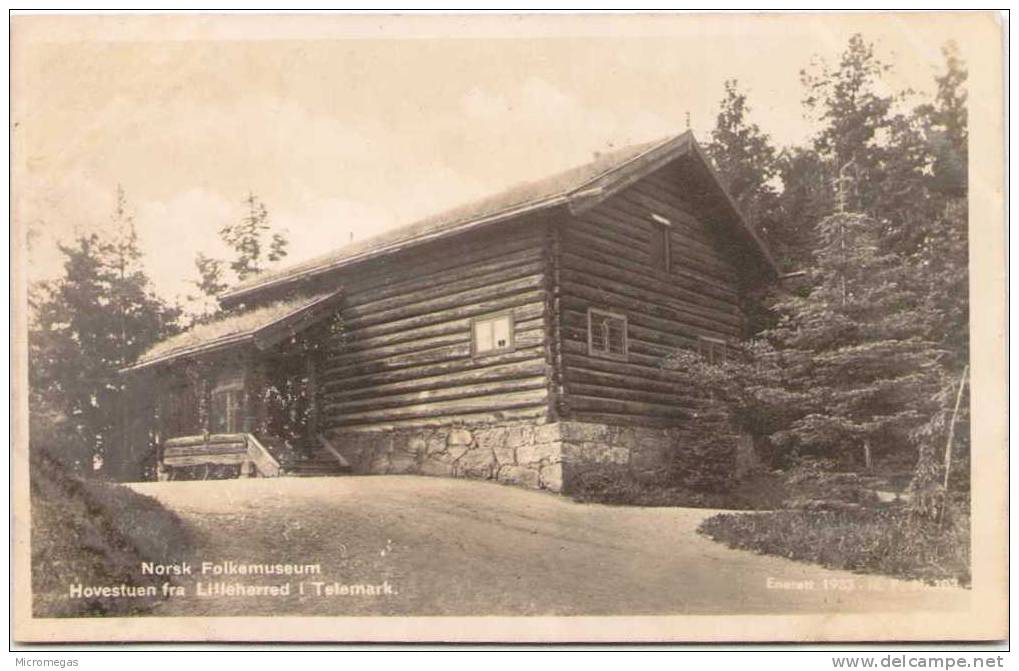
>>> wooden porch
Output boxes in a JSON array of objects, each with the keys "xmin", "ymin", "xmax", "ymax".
[{"xmin": 158, "ymin": 432, "xmax": 351, "ymax": 480}]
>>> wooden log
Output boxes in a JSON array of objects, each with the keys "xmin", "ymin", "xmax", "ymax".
[
  {"xmin": 344, "ymin": 273, "xmax": 545, "ymax": 330},
  {"xmin": 561, "ymin": 225, "xmax": 739, "ymax": 302},
  {"xmin": 164, "ymin": 443, "xmax": 247, "ymax": 458},
  {"xmin": 565, "ymin": 394, "xmax": 691, "ymax": 419},
  {"xmin": 562, "ymin": 233, "xmax": 745, "ymax": 312},
  {"xmin": 238, "ymin": 219, "xmax": 545, "ymax": 306},
  {"xmin": 341, "ymin": 289, "xmax": 547, "ymax": 341},
  {"xmin": 597, "ymin": 189, "xmax": 704, "ymax": 239},
  {"xmin": 564, "ymin": 364, "xmax": 699, "ymax": 400},
  {"xmin": 559, "ymin": 246, "xmax": 741, "ymax": 317},
  {"xmin": 560, "ymin": 288, "xmax": 741, "ymax": 342},
  {"xmin": 343, "ymin": 248, "xmax": 545, "ymax": 311},
  {"xmin": 544, "ymin": 221, "xmax": 562, "ymax": 422},
  {"xmin": 559, "ymin": 266, "xmax": 742, "ymax": 331},
  {"xmin": 322, "ymin": 375, "xmax": 548, "ymax": 415},
  {"xmin": 163, "ymin": 433, "xmax": 248, "ymax": 447},
  {"xmin": 322, "ymin": 329, "xmax": 545, "ymax": 379},
  {"xmin": 560, "ymin": 227, "xmax": 739, "ymax": 302},
  {"xmin": 163, "ymin": 453, "xmax": 248, "ymax": 467},
  {"xmin": 565, "ymin": 381, "xmax": 698, "ymax": 410},
  {"xmin": 331, "ymin": 302, "xmax": 545, "ymax": 352},
  {"xmin": 560, "ymin": 308, "xmax": 701, "ymax": 351},
  {"xmin": 325, "ymin": 405, "xmax": 548, "ymax": 432},
  {"xmin": 343, "ymin": 260, "xmax": 546, "ymax": 322},
  {"xmin": 325, "ymin": 388, "xmax": 548, "ymax": 426},
  {"xmin": 561, "ymin": 336, "xmax": 682, "ymax": 370},
  {"xmin": 606, "ymin": 188, "xmax": 718, "ymax": 248},
  {"xmin": 339, "ymin": 225, "xmax": 545, "ymax": 293},
  {"xmin": 322, "ymin": 358, "xmax": 547, "ymax": 399},
  {"xmin": 567, "ymin": 216, "xmax": 649, "ymax": 254},
  {"xmin": 562, "ymin": 352, "xmax": 689, "ymax": 386},
  {"xmin": 326, "ymin": 318, "xmax": 544, "ymax": 367},
  {"xmin": 578, "ymin": 203, "xmax": 737, "ymax": 278},
  {"xmin": 322, "ymin": 345, "xmax": 546, "ymax": 392},
  {"xmin": 580, "ymin": 204, "xmax": 727, "ymax": 268}
]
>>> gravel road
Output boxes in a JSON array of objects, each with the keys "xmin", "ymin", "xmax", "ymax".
[{"xmin": 128, "ymin": 476, "xmax": 969, "ymax": 617}]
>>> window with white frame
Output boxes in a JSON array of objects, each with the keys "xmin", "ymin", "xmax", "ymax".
[
  {"xmin": 587, "ymin": 307, "xmax": 628, "ymax": 360},
  {"xmin": 697, "ymin": 335, "xmax": 728, "ymax": 365},
  {"xmin": 472, "ymin": 312, "xmax": 514, "ymax": 356}
]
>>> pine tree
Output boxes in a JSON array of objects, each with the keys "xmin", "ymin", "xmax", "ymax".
[
  {"xmin": 220, "ymin": 192, "xmax": 288, "ymax": 281},
  {"xmin": 764, "ymin": 210, "xmax": 943, "ymax": 467},
  {"xmin": 773, "ymin": 147, "xmax": 832, "ymax": 270},
  {"xmin": 29, "ymin": 190, "xmax": 179, "ymax": 474},
  {"xmin": 705, "ymin": 80, "xmax": 780, "ymax": 234},
  {"xmin": 922, "ymin": 41, "xmax": 968, "ymax": 198},
  {"xmin": 801, "ymin": 33, "xmax": 894, "ymax": 206},
  {"xmin": 903, "ymin": 45, "xmax": 970, "ymax": 518},
  {"xmin": 190, "ymin": 192, "xmax": 289, "ymax": 315}
]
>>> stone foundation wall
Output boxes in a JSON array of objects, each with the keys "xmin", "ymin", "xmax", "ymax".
[{"xmin": 330, "ymin": 420, "xmax": 679, "ymax": 494}]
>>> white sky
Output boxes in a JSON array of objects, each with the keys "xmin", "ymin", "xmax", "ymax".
[{"xmin": 12, "ymin": 13, "xmax": 983, "ymax": 306}]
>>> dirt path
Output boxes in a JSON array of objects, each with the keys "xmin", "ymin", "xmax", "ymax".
[{"xmin": 128, "ymin": 476, "xmax": 969, "ymax": 616}]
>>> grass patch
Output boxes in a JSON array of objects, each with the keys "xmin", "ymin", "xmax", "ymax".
[
  {"xmin": 569, "ymin": 470, "xmax": 790, "ymax": 509},
  {"xmin": 568, "ymin": 458, "xmax": 888, "ymax": 511},
  {"xmin": 30, "ymin": 450, "xmax": 195, "ymax": 617},
  {"xmin": 698, "ymin": 504, "xmax": 970, "ymax": 586}
]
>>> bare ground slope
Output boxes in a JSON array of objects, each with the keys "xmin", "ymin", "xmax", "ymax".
[{"xmin": 128, "ymin": 476, "xmax": 969, "ymax": 617}]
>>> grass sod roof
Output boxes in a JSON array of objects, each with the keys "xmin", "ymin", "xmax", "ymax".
[
  {"xmin": 126, "ymin": 289, "xmax": 341, "ymax": 371},
  {"xmin": 219, "ymin": 132, "xmax": 716, "ymax": 304}
]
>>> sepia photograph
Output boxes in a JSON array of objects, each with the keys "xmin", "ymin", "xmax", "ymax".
[{"xmin": 10, "ymin": 10, "xmax": 1007, "ymax": 644}]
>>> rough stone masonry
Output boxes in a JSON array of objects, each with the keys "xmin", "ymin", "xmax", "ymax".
[{"xmin": 328, "ymin": 420, "xmax": 683, "ymax": 493}]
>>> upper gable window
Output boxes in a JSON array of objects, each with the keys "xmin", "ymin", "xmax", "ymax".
[
  {"xmin": 587, "ymin": 307, "xmax": 628, "ymax": 361},
  {"xmin": 650, "ymin": 213, "xmax": 672, "ymax": 272},
  {"xmin": 472, "ymin": 312, "xmax": 514, "ymax": 356}
]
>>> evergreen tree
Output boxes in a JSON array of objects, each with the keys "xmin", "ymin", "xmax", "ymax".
[
  {"xmin": 705, "ymin": 80, "xmax": 780, "ymax": 235},
  {"xmin": 29, "ymin": 189, "xmax": 179, "ymax": 474},
  {"xmin": 773, "ymin": 147, "xmax": 832, "ymax": 270},
  {"xmin": 801, "ymin": 33, "xmax": 894, "ymax": 210},
  {"xmin": 190, "ymin": 192, "xmax": 289, "ymax": 316},
  {"xmin": 764, "ymin": 210, "xmax": 943, "ymax": 467},
  {"xmin": 920, "ymin": 41, "xmax": 968, "ymax": 198},
  {"xmin": 220, "ymin": 192, "xmax": 288, "ymax": 281},
  {"xmin": 771, "ymin": 35, "xmax": 898, "ymax": 271}
]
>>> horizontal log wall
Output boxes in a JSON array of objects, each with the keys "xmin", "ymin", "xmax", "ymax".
[
  {"xmin": 557, "ymin": 162, "xmax": 746, "ymax": 427},
  {"xmin": 319, "ymin": 219, "xmax": 552, "ymax": 431}
]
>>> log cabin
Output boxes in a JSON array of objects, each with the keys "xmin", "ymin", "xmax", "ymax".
[{"xmin": 118, "ymin": 130, "xmax": 778, "ymax": 492}]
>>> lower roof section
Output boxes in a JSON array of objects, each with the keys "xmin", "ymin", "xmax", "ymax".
[{"xmin": 122, "ymin": 289, "xmax": 342, "ymax": 373}]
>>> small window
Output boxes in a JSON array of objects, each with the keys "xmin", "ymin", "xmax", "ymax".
[
  {"xmin": 651, "ymin": 213, "xmax": 672, "ymax": 272},
  {"xmin": 587, "ymin": 308, "xmax": 628, "ymax": 360},
  {"xmin": 472, "ymin": 312, "xmax": 514, "ymax": 356},
  {"xmin": 697, "ymin": 336, "xmax": 728, "ymax": 365}
]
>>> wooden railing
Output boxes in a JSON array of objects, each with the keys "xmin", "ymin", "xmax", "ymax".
[
  {"xmin": 160, "ymin": 432, "xmax": 281, "ymax": 478},
  {"xmin": 245, "ymin": 433, "xmax": 281, "ymax": 478},
  {"xmin": 317, "ymin": 434, "xmax": 351, "ymax": 468}
]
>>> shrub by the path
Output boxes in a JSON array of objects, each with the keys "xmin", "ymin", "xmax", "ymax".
[{"xmin": 697, "ymin": 504, "xmax": 970, "ymax": 586}]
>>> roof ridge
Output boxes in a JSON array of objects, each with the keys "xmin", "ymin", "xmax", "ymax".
[{"xmin": 217, "ymin": 127, "xmax": 778, "ymax": 303}]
